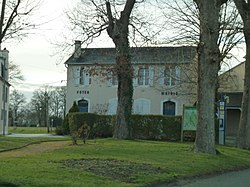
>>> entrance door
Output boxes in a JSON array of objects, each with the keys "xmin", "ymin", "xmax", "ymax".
[
  {"xmin": 163, "ymin": 101, "xmax": 176, "ymax": 115},
  {"xmin": 78, "ymin": 99, "xmax": 88, "ymax": 112}
]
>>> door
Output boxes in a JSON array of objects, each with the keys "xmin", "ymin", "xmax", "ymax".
[
  {"xmin": 78, "ymin": 99, "xmax": 88, "ymax": 112},
  {"xmin": 163, "ymin": 101, "xmax": 176, "ymax": 115}
]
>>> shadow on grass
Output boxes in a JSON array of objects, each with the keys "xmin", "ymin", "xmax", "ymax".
[{"xmin": 0, "ymin": 181, "xmax": 19, "ymax": 187}]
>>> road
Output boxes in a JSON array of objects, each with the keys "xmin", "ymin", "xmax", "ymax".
[
  {"xmin": 170, "ymin": 169, "xmax": 250, "ymax": 187},
  {"xmin": 6, "ymin": 133, "xmax": 66, "ymax": 138}
]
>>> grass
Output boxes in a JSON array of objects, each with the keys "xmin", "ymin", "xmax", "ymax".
[
  {"xmin": 8, "ymin": 126, "xmax": 55, "ymax": 134},
  {"xmin": 0, "ymin": 136, "xmax": 69, "ymax": 152},
  {"xmin": 0, "ymin": 138, "xmax": 250, "ymax": 187}
]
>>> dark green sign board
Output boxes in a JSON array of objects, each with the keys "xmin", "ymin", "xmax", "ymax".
[{"xmin": 182, "ymin": 106, "xmax": 197, "ymax": 131}]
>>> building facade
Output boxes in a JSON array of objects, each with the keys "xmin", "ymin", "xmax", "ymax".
[
  {"xmin": 65, "ymin": 41, "xmax": 197, "ymax": 116},
  {"xmin": 219, "ymin": 62, "xmax": 245, "ymax": 138},
  {"xmin": 0, "ymin": 49, "xmax": 10, "ymax": 135}
]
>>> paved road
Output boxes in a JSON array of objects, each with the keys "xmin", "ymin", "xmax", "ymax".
[
  {"xmin": 171, "ymin": 169, "xmax": 250, "ymax": 187},
  {"xmin": 6, "ymin": 133, "xmax": 67, "ymax": 138}
]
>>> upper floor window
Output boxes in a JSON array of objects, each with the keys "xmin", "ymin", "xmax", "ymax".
[
  {"xmin": 160, "ymin": 66, "xmax": 180, "ymax": 87},
  {"xmin": 107, "ymin": 72, "xmax": 118, "ymax": 86},
  {"xmin": 73, "ymin": 66, "xmax": 91, "ymax": 86},
  {"xmin": 80, "ymin": 68, "xmax": 91, "ymax": 86},
  {"xmin": 138, "ymin": 67, "xmax": 149, "ymax": 86}
]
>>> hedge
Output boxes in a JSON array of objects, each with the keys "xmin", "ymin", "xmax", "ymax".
[
  {"xmin": 68, "ymin": 113, "xmax": 182, "ymax": 143},
  {"xmin": 130, "ymin": 115, "xmax": 182, "ymax": 141}
]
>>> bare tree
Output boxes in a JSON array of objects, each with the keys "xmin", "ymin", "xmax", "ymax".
[
  {"xmin": 8, "ymin": 61, "xmax": 24, "ymax": 85},
  {"xmin": 159, "ymin": 0, "xmax": 243, "ymax": 94},
  {"xmin": 49, "ymin": 86, "xmax": 66, "ymax": 118},
  {"xmin": 161, "ymin": 0, "xmax": 243, "ymax": 52},
  {"xmin": 0, "ymin": 0, "xmax": 42, "ymax": 47},
  {"xmin": 193, "ymin": 0, "xmax": 229, "ymax": 154},
  {"xmin": 9, "ymin": 89, "xmax": 26, "ymax": 126},
  {"xmin": 233, "ymin": 0, "xmax": 250, "ymax": 149},
  {"xmin": 160, "ymin": 0, "xmax": 244, "ymax": 154},
  {"xmin": 63, "ymin": 0, "xmax": 164, "ymax": 139}
]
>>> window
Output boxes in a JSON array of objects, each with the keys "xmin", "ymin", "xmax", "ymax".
[
  {"xmin": 80, "ymin": 68, "xmax": 91, "ymax": 86},
  {"xmin": 133, "ymin": 99, "xmax": 150, "ymax": 114},
  {"xmin": 107, "ymin": 72, "xmax": 118, "ymax": 86},
  {"xmin": 108, "ymin": 98, "xmax": 118, "ymax": 114},
  {"xmin": 1, "ymin": 63, "xmax": 4, "ymax": 78},
  {"xmin": 160, "ymin": 66, "xmax": 180, "ymax": 87},
  {"xmin": 138, "ymin": 67, "xmax": 149, "ymax": 86},
  {"xmin": 112, "ymin": 74, "xmax": 118, "ymax": 86}
]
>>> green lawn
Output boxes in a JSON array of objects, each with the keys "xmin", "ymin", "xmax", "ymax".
[
  {"xmin": 8, "ymin": 126, "xmax": 55, "ymax": 134},
  {"xmin": 0, "ymin": 138, "xmax": 250, "ymax": 187}
]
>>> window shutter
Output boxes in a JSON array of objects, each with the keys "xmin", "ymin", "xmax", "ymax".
[
  {"xmin": 142, "ymin": 99, "xmax": 150, "ymax": 114},
  {"xmin": 159, "ymin": 66, "xmax": 165, "ymax": 86},
  {"xmin": 175, "ymin": 66, "xmax": 181, "ymax": 85},
  {"xmin": 149, "ymin": 66, "xmax": 154, "ymax": 86},
  {"xmin": 133, "ymin": 66, "xmax": 138, "ymax": 87},
  {"xmin": 107, "ymin": 78, "xmax": 112, "ymax": 87},
  {"xmin": 108, "ymin": 98, "xmax": 118, "ymax": 114},
  {"xmin": 84, "ymin": 71, "xmax": 90, "ymax": 86}
]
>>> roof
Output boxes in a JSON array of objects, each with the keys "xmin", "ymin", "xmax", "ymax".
[{"xmin": 65, "ymin": 46, "xmax": 196, "ymax": 65}]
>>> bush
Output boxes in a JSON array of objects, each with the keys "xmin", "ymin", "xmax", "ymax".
[
  {"xmin": 130, "ymin": 115, "xmax": 182, "ymax": 141},
  {"xmin": 57, "ymin": 102, "xmax": 80, "ymax": 135},
  {"xmin": 68, "ymin": 113, "xmax": 182, "ymax": 143}
]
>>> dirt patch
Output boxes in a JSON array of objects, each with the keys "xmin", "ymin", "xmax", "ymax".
[
  {"xmin": 0, "ymin": 141, "xmax": 70, "ymax": 157},
  {"xmin": 61, "ymin": 158, "xmax": 166, "ymax": 183}
]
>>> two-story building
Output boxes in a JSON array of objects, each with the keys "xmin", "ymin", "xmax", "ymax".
[
  {"xmin": 0, "ymin": 49, "xmax": 10, "ymax": 135},
  {"xmin": 219, "ymin": 62, "xmax": 245, "ymax": 138},
  {"xmin": 65, "ymin": 41, "xmax": 197, "ymax": 116}
]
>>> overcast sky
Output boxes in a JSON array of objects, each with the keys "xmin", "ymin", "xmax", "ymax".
[
  {"xmin": 4, "ymin": 0, "xmax": 75, "ymax": 99},
  {"xmin": 3, "ymin": 0, "xmax": 246, "ymax": 100}
]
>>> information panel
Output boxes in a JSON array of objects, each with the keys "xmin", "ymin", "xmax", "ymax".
[{"xmin": 182, "ymin": 106, "xmax": 197, "ymax": 131}]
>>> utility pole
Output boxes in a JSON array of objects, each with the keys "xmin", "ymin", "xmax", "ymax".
[{"xmin": 44, "ymin": 91, "xmax": 50, "ymax": 133}]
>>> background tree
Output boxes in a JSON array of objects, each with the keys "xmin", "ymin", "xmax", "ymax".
[
  {"xmin": 9, "ymin": 89, "xmax": 26, "ymax": 126},
  {"xmin": 0, "ymin": 0, "xmax": 42, "ymax": 48},
  {"xmin": 193, "ymin": 0, "xmax": 229, "ymax": 154},
  {"xmin": 63, "ymin": 0, "xmax": 162, "ymax": 139},
  {"xmin": 49, "ymin": 86, "xmax": 66, "ymax": 118},
  {"xmin": 160, "ymin": 0, "xmax": 243, "ymax": 95},
  {"xmin": 30, "ymin": 87, "xmax": 50, "ymax": 132},
  {"xmin": 233, "ymin": 0, "xmax": 250, "ymax": 149},
  {"xmin": 8, "ymin": 61, "xmax": 24, "ymax": 85}
]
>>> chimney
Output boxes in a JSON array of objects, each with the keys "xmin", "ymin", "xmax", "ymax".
[{"xmin": 74, "ymin": 40, "xmax": 81, "ymax": 58}]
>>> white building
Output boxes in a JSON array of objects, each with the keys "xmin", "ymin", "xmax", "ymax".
[
  {"xmin": 65, "ymin": 41, "xmax": 197, "ymax": 116},
  {"xmin": 0, "ymin": 49, "xmax": 10, "ymax": 135}
]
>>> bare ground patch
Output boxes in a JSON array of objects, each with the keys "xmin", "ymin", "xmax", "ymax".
[
  {"xmin": 0, "ymin": 141, "xmax": 70, "ymax": 157},
  {"xmin": 61, "ymin": 158, "xmax": 167, "ymax": 183}
]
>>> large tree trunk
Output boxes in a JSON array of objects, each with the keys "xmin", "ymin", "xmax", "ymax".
[
  {"xmin": 237, "ymin": 15, "xmax": 250, "ymax": 149},
  {"xmin": 114, "ymin": 49, "xmax": 133, "ymax": 139},
  {"xmin": 106, "ymin": 0, "xmax": 135, "ymax": 139},
  {"xmin": 194, "ymin": 0, "xmax": 222, "ymax": 154}
]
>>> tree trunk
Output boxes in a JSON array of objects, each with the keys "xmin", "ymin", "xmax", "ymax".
[
  {"xmin": 237, "ymin": 18, "xmax": 250, "ymax": 149},
  {"xmin": 114, "ymin": 51, "xmax": 133, "ymax": 139},
  {"xmin": 106, "ymin": 0, "xmax": 135, "ymax": 139},
  {"xmin": 194, "ymin": 0, "xmax": 221, "ymax": 154}
]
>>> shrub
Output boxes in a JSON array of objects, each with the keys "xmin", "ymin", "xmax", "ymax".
[
  {"xmin": 68, "ymin": 113, "xmax": 182, "ymax": 143},
  {"xmin": 130, "ymin": 115, "xmax": 182, "ymax": 141},
  {"xmin": 57, "ymin": 102, "xmax": 80, "ymax": 135},
  {"xmin": 68, "ymin": 113, "xmax": 97, "ymax": 144}
]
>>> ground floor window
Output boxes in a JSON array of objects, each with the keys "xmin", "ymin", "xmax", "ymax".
[{"xmin": 134, "ymin": 98, "xmax": 150, "ymax": 114}]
